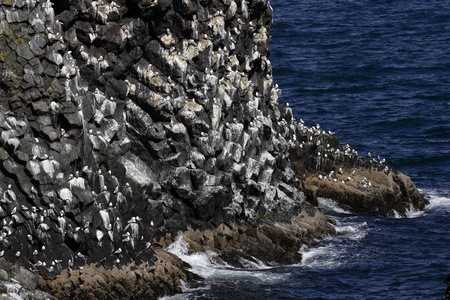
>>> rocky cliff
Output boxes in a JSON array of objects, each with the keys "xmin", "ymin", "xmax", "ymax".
[{"xmin": 0, "ymin": 0, "xmax": 426, "ymax": 298}]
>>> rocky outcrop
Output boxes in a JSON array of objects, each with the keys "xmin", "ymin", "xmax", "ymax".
[
  {"xmin": 0, "ymin": 0, "xmax": 425, "ymax": 298},
  {"xmin": 178, "ymin": 207, "xmax": 334, "ymax": 267},
  {"xmin": 289, "ymin": 126, "xmax": 427, "ymax": 216},
  {"xmin": 39, "ymin": 248, "xmax": 199, "ymax": 300}
]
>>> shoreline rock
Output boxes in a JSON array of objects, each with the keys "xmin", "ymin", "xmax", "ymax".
[
  {"xmin": 288, "ymin": 123, "xmax": 427, "ymax": 216},
  {"xmin": 38, "ymin": 208, "xmax": 335, "ymax": 299},
  {"xmin": 38, "ymin": 248, "xmax": 199, "ymax": 300},
  {"xmin": 170, "ymin": 208, "xmax": 335, "ymax": 268},
  {"xmin": 300, "ymin": 166, "xmax": 427, "ymax": 217}
]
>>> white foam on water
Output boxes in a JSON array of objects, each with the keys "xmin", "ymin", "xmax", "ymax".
[
  {"xmin": 166, "ymin": 235, "xmax": 286, "ymax": 282},
  {"xmin": 405, "ymin": 203, "xmax": 425, "ymax": 218},
  {"xmin": 158, "ymin": 293, "xmax": 192, "ymax": 300},
  {"xmin": 334, "ymin": 221, "xmax": 368, "ymax": 241},
  {"xmin": 317, "ymin": 197, "xmax": 352, "ymax": 214},
  {"xmin": 424, "ymin": 191, "xmax": 450, "ymax": 212},
  {"xmin": 179, "ymin": 280, "xmax": 211, "ymax": 293},
  {"xmin": 298, "ymin": 219, "xmax": 369, "ymax": 269},
  {"xmin": 299, "ymin": 243, "xmax": 343, "ymax": 269},
  {"xmin": 157, "ymin": 280, "xmax": 210, "ymax": 300},
  {"xmin": 239, "ymin": 256, "xmax": 273, "ymax": 270},
  {"xmin": 392, "ymin": 209, "xmax": 401, "ymax": 219},
  {"xmin": 166, "ymin": 235, "xmax": 222, "ymax": 278}
]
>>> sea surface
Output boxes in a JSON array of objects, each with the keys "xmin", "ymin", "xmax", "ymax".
[{"xmin": 162, "ymin": 0, "xmax": 450, "ymax": 299}]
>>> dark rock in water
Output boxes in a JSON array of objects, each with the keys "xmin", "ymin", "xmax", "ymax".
[{"xmin": 0, "ymin": 0, "xmax": 426, "ymax": 299}]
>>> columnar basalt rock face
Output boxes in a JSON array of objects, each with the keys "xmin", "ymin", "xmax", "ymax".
[{"xmin": 0, "ymin": 0, "xmax": 326, "ymax": 275}]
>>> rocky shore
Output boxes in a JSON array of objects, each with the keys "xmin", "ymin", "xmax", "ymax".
[{"xmin": 0, "ymin": 0, "xmax": 427, "ymax": 298}]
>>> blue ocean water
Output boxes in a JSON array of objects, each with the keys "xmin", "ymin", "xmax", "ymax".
[{"xmin": 163, "ymin": 1, "xmax": 450, "ymax": 299}]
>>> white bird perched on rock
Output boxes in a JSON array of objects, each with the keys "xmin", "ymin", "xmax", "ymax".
[
  {"xmin": 338, "ymin": 168, "xmax": 343, "ymax": 175},
  {"xmin": 122, "ymin": 232, "xmax": 131, "ymax": 242},
  {"xmin": 328, "ymin": 171, "xmax": 335, "ymax": 180},
  {"xmin": 351, "ymin": 170, "xmax": 357, "ymax": 176}
]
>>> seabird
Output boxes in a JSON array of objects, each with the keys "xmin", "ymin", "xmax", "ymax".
[{"xmin": 328, "ymin": 171, "xmax": 334, "ymax": 180}]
